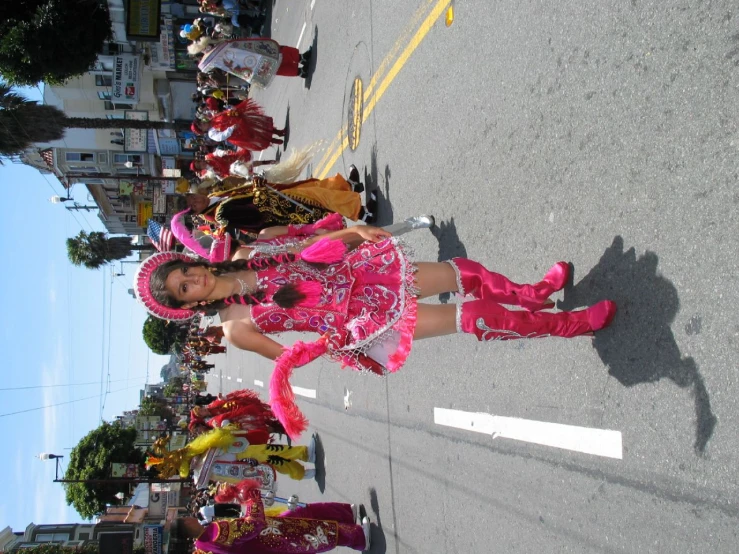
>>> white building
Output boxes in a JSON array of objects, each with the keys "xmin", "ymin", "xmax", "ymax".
[{"xmin": 21, "ymin": 0, "xmax": 203, "ymax": 236}]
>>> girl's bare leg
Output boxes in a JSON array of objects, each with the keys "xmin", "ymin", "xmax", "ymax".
[
  {"xmin": 415, "ymin": 262, "xmax": 458, "ymax": 299},
  {"xmin": 413, "ymin": 303, "xmax": 458, "ymax": 340}
]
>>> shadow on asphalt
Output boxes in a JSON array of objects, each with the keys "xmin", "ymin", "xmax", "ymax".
[
  {"xmin": 282, "ymin": 104, "xmax": 291, "ymax": 150},
  {"xmin": 313, "ymin": 433, "xmax": 327, "ymax": 493},
  {"xmin": 558, "ymin": 235, "xmax": 716, "ymax": 454},
  {"xmin": 364, "ymin": 144, "xmax": 393, "ymax": 227},
  {"xmin": 430, "ymin": 217, "xmax": 468, "ymax": 303},
  {"xmin": 304, "ymin": 28, "xmax": 318, "ymax": 90},
  {"xmin": 364, "ymin": 488, "xmax": 387, "ymax": 553}
]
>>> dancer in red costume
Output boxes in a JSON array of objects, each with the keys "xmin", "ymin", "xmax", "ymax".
[
  {"xmin": 189, "ymin": 389, "xmax": 287, "ymax": 442},
  {"xmin": 173, "ymin": 479, "xmax": 370, "ymax": 553},
  {"xmin": 192, "ymin": 99, "xmax": 285, "ymax": 151},
  {"xmin": 135, "ymin": 226, "xmax": 617, "ymax": 439},
  {"xmin": 191, "ymin": 149, "xmax": 276, "ymax": 180}
]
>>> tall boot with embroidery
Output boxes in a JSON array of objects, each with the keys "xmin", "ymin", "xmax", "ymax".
[
  {"xmin": 449, "ymin": 258, "xmax": 570, "ymax": 311},
  {"xmin": 458, "ymin": 299, "xmax": 616, "ymax": 340}
]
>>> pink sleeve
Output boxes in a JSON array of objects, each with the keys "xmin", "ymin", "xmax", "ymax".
[{"xmin": 286, "ymin": 212, "xmax": 346, "ymax": 236}]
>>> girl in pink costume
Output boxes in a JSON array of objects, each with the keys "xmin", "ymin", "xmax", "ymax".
[
  {"xmin": 134, "ymin": 225, "xmax": 616, "ymax": 439},
  {"xmin": 173, "ymin": 479, "xmax": 370, "ymax": 553}
]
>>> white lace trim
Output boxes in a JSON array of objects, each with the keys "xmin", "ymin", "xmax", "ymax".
[
  {"xmin": 456, "ymin": 303, "xmax": 463, "ymax": 334},
  {"xmin": 446, "ymin": 259, "xmax": 465, "ymax": 296}
]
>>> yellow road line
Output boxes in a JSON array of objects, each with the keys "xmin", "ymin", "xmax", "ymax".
[
  {"xmin": 317, "ymin": 0, "xmax": 452, "ymax": 179},
  {"xmin": 363, "ymin": 0, "xmax": 437, "ymax": 101},
  {"xmin": 314, "ymin": 0, "xmax": 436, "ymax": 177}
]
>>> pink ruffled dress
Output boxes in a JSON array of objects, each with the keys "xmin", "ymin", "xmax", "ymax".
[{"xmin": 249, "ymin": 237, "xmax": 418, "ymax": 375}]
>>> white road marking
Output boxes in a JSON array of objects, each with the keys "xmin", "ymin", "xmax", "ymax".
[
  {"xmin": 254, "ymin": 380, "xmax": 264, "ymax": 387},
  {"xmin": 434, "ymin": 408, "xmax": 623, "ymax": 459},
  {"xmin": 297, "ymin": 22, "xmax": 307, "ymax": 48},
  {"xmin": 343, "ymin": 387, "xmax": 353, "ymax": 410},
  {"xmin": 292, "ymin": 386, "xmax": 317, "ymax": 399},
  {"xmin": 236, "ymin": 378, "xmax": 242, "ymax": 383},
  {"xmin": 310, "ymin": 0, "xmax": 316, "ymax": 10}
]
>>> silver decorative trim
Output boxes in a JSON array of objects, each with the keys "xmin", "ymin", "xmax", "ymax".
[
  {"xmin": 475, "ymin": 317, "xmax": 550, "ymax": 341},
  {"xmin": 446, "ymin": 259, "xmax": 465, "ymax": 296}
]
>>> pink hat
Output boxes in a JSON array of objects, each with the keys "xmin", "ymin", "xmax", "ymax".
[{"xmin": 133, "ymin": 251, "xmax": 198, "ymax": 321}]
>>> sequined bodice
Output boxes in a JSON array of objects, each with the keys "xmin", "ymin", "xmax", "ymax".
[{"xmin": 249, "ymin": 260, "xmax": 355, "ymax": 340}]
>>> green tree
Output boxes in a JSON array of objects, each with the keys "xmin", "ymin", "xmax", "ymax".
[
  {"xmin": 163, "ymin": 375, "xmax": 185, "ymax": 397},
  {"xmin": 66, "ymin": 230, "xmax": 153, "ymax": 269},
  {"xmin": 140, "ymin": 396, "xmax": 175, "ymax": 421},
  {"xmin": 63, "ymin": 422, "xmax": 145, "ymax": 519},
  {"xmin": 0, "ymin": 84, "xmax": 65, "ymax": 157},
  {"xmin": 0, "ymin": 87, "xmax": 190, "ymax": 161},
  {"xmin": 143, "ymin": 316, "xmax": 188, "ymax": 355},
  {"xmin": 0, "ymin": 0, "xmax": 113, "ymax": 86}
]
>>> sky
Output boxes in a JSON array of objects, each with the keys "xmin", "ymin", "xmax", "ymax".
[{"xmin": 0, "ymin": 87, "xmax": 170, "ymax": 532}]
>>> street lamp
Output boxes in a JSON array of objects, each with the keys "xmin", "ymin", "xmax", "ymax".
[
  {"xmin": 49, "ymin": 196, "xmax": 98, "ymax": 211},
  {"xmin": 114, "ymin": 492, "xmax": 126, "ymax": 504},
  {"xmin": 38, "ymin": 453, "xmax": 64, "ymax": 480}
]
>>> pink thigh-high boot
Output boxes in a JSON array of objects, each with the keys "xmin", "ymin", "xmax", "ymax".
[
  {"xmin": 458, "ymin": 299, "xmax": 617, "ymax": 340},
  {"xmin": 448, "ymin": 258, "xmax": 570, "ymax": 311}
]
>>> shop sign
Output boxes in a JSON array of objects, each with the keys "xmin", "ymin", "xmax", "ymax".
[
  {"xmin": 126, "ymin": 0, "xmax": 162, "ymax": 41},
  {"xmin": 160, "ymin": 156, "xmax": 179, "ymax": 193},
  {"xmin": 152, "ymin": 185, "xmax": 167, "ymax": 214},
  {"xmin": 124, "ymin": 111, "xmax": 149, "ymax": 153},
  {"xmin": 144, "ymin": 525, "xmax": 163, "ymax": 554},
  {"xmin": 137, "ymin": 202, "xmax": 153, "ymax": 226},
  {"xmin": 112, "ymin": 55, "xmax": 141, "ymax": 104},
  {"xmin": 169, "ymin": 434, "xmax": 187, "ymax": 450},
  {"xmin": 148, "ymin": 483, "xmax": 181, "ymax": 517},
  {"xmin": 149, "ymin": 17, "xmax": 176, "ymax": 70},
  {"xmin": 119, "ymin": 180, "xmax": 134, "ymax": 196},
  {"xmin": 111, "ymin": 463, "xmax": 139, "ymax": 478}
]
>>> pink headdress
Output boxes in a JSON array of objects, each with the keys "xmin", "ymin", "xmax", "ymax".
[
  {"xmin": 133, "ymin": 251, "xmax": 198, "ymax": 321},
  {"xmin": 169, "ymin": 208, "xmax": 232, "ymax": 263}
]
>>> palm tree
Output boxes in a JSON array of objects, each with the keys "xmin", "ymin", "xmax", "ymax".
[
  {"xmin": 66, "ymin": 231, "xmax": 154, "ymax": 269},
  {"xmin": 0, "ymin": 86, "xmax": 189, "ymax": 159},
  {"xmin": 0, "ymin": 85, "xmax": 65, "ymax": 157}
]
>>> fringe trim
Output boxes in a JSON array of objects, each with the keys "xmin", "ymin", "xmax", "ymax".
[{"xmin": 446, "ymin": 258, "xmax": 465, "ymax": 296}]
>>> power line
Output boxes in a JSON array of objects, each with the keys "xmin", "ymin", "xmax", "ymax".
[
  {"xmin": 0, "ymin": 384, "xmax": 140, "ymax": 419},
  {"xmin": 98, "ymin": 273, "xmax": 107, "ymax": 420},
  {"xmin": 100, "ymin": 275, "xmax": 115, "ymax": 417},
  {"xmin": 0, "ymin": 376, "xmax": 146, "ymax": 391}
]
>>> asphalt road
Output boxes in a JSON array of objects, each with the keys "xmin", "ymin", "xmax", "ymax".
[{"xmin": 208, "ymin": 1, "xmax": 739, "ymax": 552}]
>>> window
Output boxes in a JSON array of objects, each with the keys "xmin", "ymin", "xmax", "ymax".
[
  {"xmin": 95, "ymin": 75, "xmax": 112, "ymax": 86},
  {"xmin": 105, "ymin": 101, "xmax": 134, "ymax": 110},
  {"xmin": 35, "ymin": 533, "xmax": 70, "ymax": 542},
  {"xmin": 65, "ymin": 152, "xmax": 95, "ymax": 162},
  {"xmin": 106, "ymin": 114, "xmax": 124, "ymax": 120},
  {"xmin": 114, "ymin": 154, "xmax": 142, "ymax": 165},
  {"xmin": 98, "ymin": 91, "xmax": 110, "ymax": 100},
  {"xmin": 101, "ymin": 43, "xmax": 123, "ymax": 56}
]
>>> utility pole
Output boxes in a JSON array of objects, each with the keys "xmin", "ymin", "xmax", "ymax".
[
  {"xmin": 65, "ymin": 173, "xmax": 180, "ymax": 182},
  {"xmin": 39, "ymin": 454, "xmax": 190, "ymax": 485}
]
